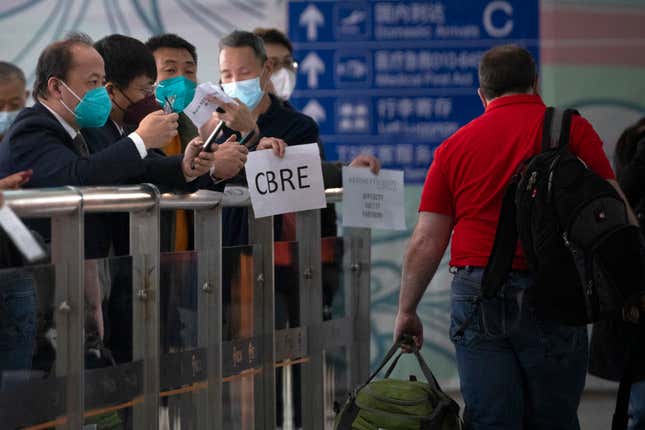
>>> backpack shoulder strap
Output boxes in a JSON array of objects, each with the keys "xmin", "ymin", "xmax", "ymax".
[
  {"xmin": 542, "ymin": 107, "xmax": 579, "ymax": 151},
  {"xmin": 481, "ymin": 181, "xmax": 519, "ymax": 299}
]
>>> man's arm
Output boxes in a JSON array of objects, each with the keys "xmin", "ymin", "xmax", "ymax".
[
  {"xmin": 394, "ymin": 212, "xmax": 453, "ymax": 348},
  {"xmin": 10, "ymin": 126, "xmax": 147, "ymax": 187}
]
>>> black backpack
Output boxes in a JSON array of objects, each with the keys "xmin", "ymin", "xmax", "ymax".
[{"xmin": 482, "ymin": 107, "xmax": 645, "ymax": 325}]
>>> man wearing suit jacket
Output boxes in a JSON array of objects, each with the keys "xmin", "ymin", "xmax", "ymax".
[
  {"xmin": 0, "ymin": 33, "xmax": 216, "ymax": 258},
  {"xmin": 85, "ymin": 34, "xmax": 251, "ymax": 255}
]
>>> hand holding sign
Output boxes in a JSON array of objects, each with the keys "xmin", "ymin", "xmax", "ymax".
[
  {"xmin": 257, "ymin": 137, "xmax": 287, "ymax": 158},
  {"xmin": 245, "ymin": 143, "xmax": 326, "ymax": 218}
]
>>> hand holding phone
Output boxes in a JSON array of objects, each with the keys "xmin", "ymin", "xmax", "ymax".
[
  {"xmin": 202, "ymin": 120, "xmax": 226, "ymax": 152},
  {"xmin": 163, "ymin": 96, "xmax": 175, "ymax": 114}
]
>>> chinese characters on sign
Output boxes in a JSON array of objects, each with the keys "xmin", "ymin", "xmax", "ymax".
[{"xmin": 288, "ymin": 0, "xmax": 539, "ymax": 183}]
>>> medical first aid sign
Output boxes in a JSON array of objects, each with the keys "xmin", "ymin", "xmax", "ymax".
[{"xmin": 245, "ymin": 143, "xmax": 327, "ymax": 218}]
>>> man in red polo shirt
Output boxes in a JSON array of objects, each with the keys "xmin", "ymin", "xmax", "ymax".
[{"xmin": 393, "ymin": 45, "xmax": 618, "ymax": 429}]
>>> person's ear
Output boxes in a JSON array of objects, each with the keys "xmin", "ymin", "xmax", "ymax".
[
  {"xmin": 105, "ymin": 82, "xmax": 116, "ymax": 97},
  {"xmin": 264, "ymin": 58, "xmax": 274, "ymax": 76},
  {"xmin": 47, "ymin": 77, "xmax": 63, "ymax": 99},
  {"xmin": 260, "ymin": 61, "xmax": 272, "ymax": 89},
  {"xmin": 477, "ymin": 88, "xmax": 488, "ymax": 109},
  {"xmin": 24, "ymin": 90, "xmax": 30, "ymax": 101}
]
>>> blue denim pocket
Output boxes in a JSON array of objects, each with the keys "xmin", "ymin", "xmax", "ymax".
[
  {"xmin": 480, "ymin": 283, "xmax": 526, "ymax": 339},
  {"xmin": 450, "ymin": 268, "xmax": 529, "ymax": 342},
  {"xmin": 449, "ymin": 270, "xmax": 482, "ymax": 347},
  {"xmin": 0, "ymin": 274, "xmax": 37, "ymax": 352}
]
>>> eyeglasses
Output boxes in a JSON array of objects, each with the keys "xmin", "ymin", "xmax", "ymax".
[
  {"xmin": 139, "ymin": 86, "xmax": 156, "ymax": 96},
  {"xmin": 269, "ymin": 56, "xmax": 298, "ymax": 72}
]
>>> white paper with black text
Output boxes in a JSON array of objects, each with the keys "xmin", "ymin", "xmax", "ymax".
[
  {"xmin": 183, "ymin": 81, "xmax": 237, "ymax": 128},
  {"xmin": 245, "ymin": 143, "xmax": 326, "ymax": 218},
  {"xmin": 342, "ymin": 167, "xmax": 406, "ymax": 230}
]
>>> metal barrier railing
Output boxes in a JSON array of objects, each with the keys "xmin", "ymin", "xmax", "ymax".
[{"xmin": 0, "ymin": 185, "xmax": 371, "ymax": 430}]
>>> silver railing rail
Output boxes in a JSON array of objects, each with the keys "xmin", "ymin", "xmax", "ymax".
[{"xmin": 0, "ymin": 185, "xmax": 371, "ymax": 430}]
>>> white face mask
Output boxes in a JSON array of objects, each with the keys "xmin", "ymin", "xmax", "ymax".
[
  {"xmin": 0, "ymin": 110, "xmax": 20, "ymax": 135},
  {"xmin": 270, "ymin": 68, "xmax": 296, "ymax": 101}
]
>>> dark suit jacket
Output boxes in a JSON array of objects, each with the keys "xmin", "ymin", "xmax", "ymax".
[
  {"xmin": 0, "ymin": 102, "xmax": 194, "ymax": 258},
  {"xmin": 82, "ymin": 121, "xmax": 202, "ymax": 255}
]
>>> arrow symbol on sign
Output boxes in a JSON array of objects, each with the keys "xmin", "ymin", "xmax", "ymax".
[
  {"xmin": 300, "ymin": 52, "xmax": 325, "ymax": 88},
  {"xmin": 299, "ymin": 4, "xmax": 324, "ymax": 41},
  {"xmin": 302, "ymin": 99, "xmax": 326, "ymax": 123}
]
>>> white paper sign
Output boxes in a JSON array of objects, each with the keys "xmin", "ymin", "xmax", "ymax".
[
  {"xmin": 0, "ymin": 204, "xmax": 46, "ymax": 262},
  {"xmin": 342, "ymin": 167, "xmax": 406, "ymax": 230},
  {"xmin": 184, "ymin": 81, "xmax": 237, "ymax": 128},
  {"xmin": 245, "ymin": 143, "xmax": 326, "ymax": 218}
]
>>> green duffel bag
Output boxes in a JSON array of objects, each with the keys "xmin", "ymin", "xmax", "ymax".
[{"xmin": 335, "ymin": 337, "xmax": 462, "ymax": 430}]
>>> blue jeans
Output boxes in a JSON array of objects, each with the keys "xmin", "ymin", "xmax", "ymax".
[
  {"xmin": 630, "ymin": 381, "xmax": 645, "ymax": 430},
  {"xmin": 0, "ymin": 269, "xmax": 36, "ymax": 383},
  {"xmin": 449, "ymin": 267, "xmax": 588, "ymax": 430}
]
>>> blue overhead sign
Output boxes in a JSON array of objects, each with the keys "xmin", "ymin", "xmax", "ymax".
[{"xmin": 288, "ymin": 0, "xmax": 540, "ymax": 183}]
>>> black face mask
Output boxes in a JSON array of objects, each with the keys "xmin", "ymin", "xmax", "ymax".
[{"xmin": 122, "ymin": 93, "xmax": 162, "ymax": 127}]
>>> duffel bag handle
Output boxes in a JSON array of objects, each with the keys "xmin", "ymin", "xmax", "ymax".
[{"xmin": 362, "ymin": 335, "xmax": 441, "ymax": 393}]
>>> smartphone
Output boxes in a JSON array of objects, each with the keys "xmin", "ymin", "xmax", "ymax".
[{"xmin": 202, "ymin": 120, "xmax": 225, "ymax": 152}]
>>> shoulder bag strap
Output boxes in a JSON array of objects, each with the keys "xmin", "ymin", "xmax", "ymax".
[
  {"xmin": 543, "ymin": 107, "xmax": 578, "ymax": 151},
  {"xmin": 481, "ymin": 181, "xmax": 519, "ymax": 299}
]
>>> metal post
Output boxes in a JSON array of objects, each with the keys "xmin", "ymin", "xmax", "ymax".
[
  {"xmin": 248, "ymin": 211, "xmax": 275, "ymax": 430},
  {"xmin": 297, "ymin": 209, "xmax": 324, "ymax": 430},
  {"xmin": 51, "ymin": 188, "xmax": 84, "ymax": 430},
  {"xmin": 194, "ymin": 204, "xmax": 223, "ymax": 429},
  {"xmin": 343, "ymin": 227, "xmax": 372, "ymax": 388},
  {"xmin": 130, "ymin": 185, "xmax": 161, "ymax": 429}
]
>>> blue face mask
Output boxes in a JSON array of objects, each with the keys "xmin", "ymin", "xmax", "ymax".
[
  {"xmin": 222, "ymin": 76, "xmax": 264, "ymax": 110},
  {"xmin": 155, "ymin": 76, "xmax": 197, "ymax": 113},
  {"xmin": 0, "ymin": 110, "xmax": 20, "ymax": 135},
  {"xmin": 59, "ymin": 81, "xmax": 112, "ymax": 128}
]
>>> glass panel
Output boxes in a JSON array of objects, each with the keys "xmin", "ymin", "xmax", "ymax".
[
  {"xmin": 0, "ymin": 264, "xmax": 63, "ymax": 429},
  {"xmin": 158, "ymin": 251, "xmax": 200, "ymax": 429},
  {"xmin": 222, "ymin": 245, "xmax": 260, "ymax": 429},
  {"xmin": 324, "ymin": 346, "xmax": 350, "ymax": 430},
  {"xmin": 274, "ymin": 241, "xmax": 303, "ymax": 428},
  {"xmin": 322, "ymin": 237, "xmax": 345, "ymax": 321},
  {"xmin": 274, "ymin": 241, "xmax": 299, "ymax": 329},
  {"xmin": 85, "ymin": 255, "xmax": 137, "ymax": 429},
  {"xmin": 277, "ymin": 360, "xmax": 305, "ymax": 430}
]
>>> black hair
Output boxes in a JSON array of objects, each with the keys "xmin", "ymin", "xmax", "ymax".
[
  {"xmin": 614, "ymin": 118, "xmax": 645, "ymax": 178},
  {"xmin": 145, "ymin": 33, "xmax": 197, "ymax": 64},
  {"xmin": 33, "ymin": 32, "xmax": 94, "ymax": 100},
  {"xmin": 0, "ymin": 62, "xmax": 26, "ymax": 84},
  {"xmin": 478, "ymin": 44, "xmax": 537, "ymax": 100},
  {"xmin": 253, "ymin": 28, "xmax": 293, "ymax": 55},
  {"xmin": 94, "ymin": 34, "xmax": 157, "ymax": 88},
  {"xmin": 219, "ymin": 30, "xmax": 267, "ymax": 63}
]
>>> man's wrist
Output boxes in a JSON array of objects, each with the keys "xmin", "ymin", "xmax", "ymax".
[
  {"xmin": 209, "ymin": 166, "xmax": 221, "ymax": 181},
  {"xmin": 129, "ymin": 131, "xmax": 148, "ymax": 158}
]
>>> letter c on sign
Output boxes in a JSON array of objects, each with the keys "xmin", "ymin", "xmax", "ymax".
[
  {"xmin": 256, "ymin": 172, "xmax": 267, "ymax": 195},
  {"xmin": 483, "ymin": 1, "xmax": 513, "ymax": 38}
]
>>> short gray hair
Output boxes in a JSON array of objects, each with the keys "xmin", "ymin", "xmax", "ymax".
[{"xmin": 219, "ymin": 30, "xmax": 267, "ymax": 64}]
